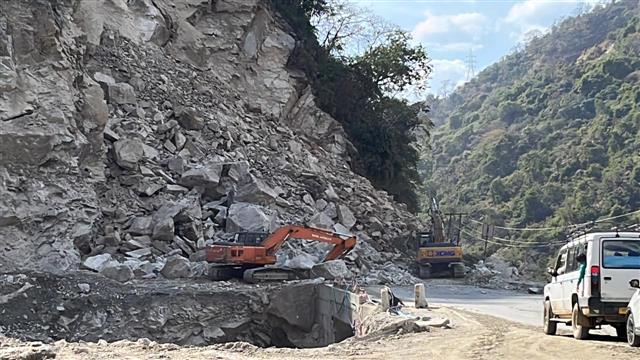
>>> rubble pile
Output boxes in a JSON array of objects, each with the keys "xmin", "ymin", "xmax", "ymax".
[
  {"xmin": 467, "ymin": 255, "xmax": 543, "ymax": 290},
  {"xmin": 0, "ymin": 0, "xmax": 424, "ymax": 281}
]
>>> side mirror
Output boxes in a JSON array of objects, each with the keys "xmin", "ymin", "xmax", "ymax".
[
  {"xmin": 547, "ymin": 267, "xmax": 557, "ymax": 277},
  {"xmin": 630, "ymin": 279, "xmax": 640, "ymax": 289}
]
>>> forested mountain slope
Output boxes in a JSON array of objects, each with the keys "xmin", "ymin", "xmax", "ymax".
[{"xmin": 421, "ymin": 0, "xmax": 640, "ymax": 268}]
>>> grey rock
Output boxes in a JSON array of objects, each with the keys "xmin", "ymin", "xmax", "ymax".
[
  {"xmin": 333, "ymin": 223, "xmax": 350, "ymax": 235},
  {"xmin": 337, "ymin": 205, "xmax": 357, "ymax": 229},
  {"xmin": 93, "ymin": 72, "xmax": 115, "ymax": 86},
  {"xmin": 234, "ymin": 175, "xmax": 277, "ymax": 205},
  {"xmin": 175, "ymin": 107, "xmax": 205, "ymax": 130},
  {"xmin": 213, "ymin": 207, "xmax": 227, "ymax": 225},
  {"xmin": 100, "ymin": 262, "xmax": 134, "ymax": 282},
  {"xmin": 83, "ymin": 254, "xmax": 113, "ymax": 272},
  {"xmin": 180, "ymin": 163, "xmax": 223, "ymax": 190},
  {"xmin": 166, "ymin": 184, "xmax": 189, "ymax": 194},
  {"xmin": 113, "ymin": 139, "xmax": 144, "ymax": 170},
  {"xmin": 167, "ymin": 156, "xmax": 185, "ymax": 174},
  {"xmin": 302, "ymin": 194, "xmax": 314, "ymax": 206},
  {"xmin": 160, "ymin": 255, "xmax": 192, "ymax": 279},
  {"xmin": 77, "ymin": 283, "xmax": 91, "ymax": 293},
  {"xmin": 128, "ymin": 216, "xmax": 153, "ymax": 236},
  {"xmin": 226, "ymin": 203, "xmax": 275, "ymax": 233},
  {"xmin": 226, "ymin": 161, "xmax": 250, "ymax": 182},
  {"xmin": 323, "ymin": 202, "xmax": 338, "ymax": 219},
  {"xmin": 315, "ymin": 199, "xmax": 328, "ymax": 211},
  {"xmin": 157, "ymin": 119, "xmax": 178, "ymax": 133},
  {"xmin": 307, "ymin": 212, "xmax": 334, "ymax": 230},
  {"xmin": 141, "ymin": 143, "xmax": 159, "ymax": 160},
  {"xmin": 311, "ymin": 260, "xmax": 353, "ymax": 280},
  {"xmin": 324, "ymin": 184, "xmax": 340, "ymax": 201},
  {"xmin": 174, "ymin": 131, "xmax": 187, "ymax": 151},
  {"xmin": 108, "ymin": 83, "xmax": 137, "ymax": 104},
  {"xmin": 125, "ymin": 248, "xmax": 152, "ymax": 258},
  {"xmin": 152, "ymin": 217, "xmax": 174, "ymax": 241},
  {"xmin": 174, "ymin": 235, "xmax": 195, "ymax": 256}
]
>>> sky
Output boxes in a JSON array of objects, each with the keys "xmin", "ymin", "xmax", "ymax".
[{"xmin": 347, "ymin": 0, "xmax": 608, "ymax": 97}]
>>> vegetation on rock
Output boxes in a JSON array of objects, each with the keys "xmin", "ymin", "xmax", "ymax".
[{"xmin": 273, "ymin": 0, "xmax": 431, "ymax": 212}]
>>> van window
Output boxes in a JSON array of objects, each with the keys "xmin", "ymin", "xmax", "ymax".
[
  {"xmin": 555, "ymin": 249, "xmax": 568, "ymax": 275},
  {"xmin": 602, "ymin": 240, "xmax": 640, "ymax": 269},
  {"xmin": 567, "ymin": 246, "xmax": 576, "ymax": 272}
]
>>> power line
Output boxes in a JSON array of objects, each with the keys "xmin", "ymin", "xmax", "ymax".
[
  {"xmin": 461, "ymin": 225, "xmax": 568, "ymax": 245},
  {"xmin": 468, "ymin": 218, "xmax": 567, "ymax": 231},
  {"xmin": 467, "ymin": 208, "xmax": 640, "ymax": 232},
  {"xmin": 459, "ymin": 228, "xmax": 564, "ymax": 249}
]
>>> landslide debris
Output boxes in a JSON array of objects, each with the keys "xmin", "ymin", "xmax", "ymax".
[{"xmin": 0, "ymin": 0, "xmax": 424, "ymax": 282}]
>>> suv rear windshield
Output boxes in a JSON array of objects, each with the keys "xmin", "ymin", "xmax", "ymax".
[{"xmin": 602, "ymin": 240, "xmax": 640, "ymax": 269}]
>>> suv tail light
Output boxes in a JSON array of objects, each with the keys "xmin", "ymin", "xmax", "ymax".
[{"xmin": 590, "ymin": 265, "xmax": 600, "ymax": 296}]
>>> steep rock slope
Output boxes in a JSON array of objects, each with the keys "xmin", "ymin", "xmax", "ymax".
[
  {"xmin": 422, "ymin": 1, "xmax": 640, "ymax": 264},
  {"xmin": 0, "ymin": 0, "xmax": 420, "ymax": 277}
]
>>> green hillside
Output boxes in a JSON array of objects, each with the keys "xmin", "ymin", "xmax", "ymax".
[{"xmin": 421, "ymin": 1, "xmax": 640, "ymax": 270}]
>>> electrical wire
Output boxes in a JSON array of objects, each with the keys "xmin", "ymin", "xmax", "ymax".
[
  {"xmin": 467, "ymin": 208, "xmax": 640, "ymax": 232},
  {"xmin": 458, "ymin": 228, "xmax": 564, "ymax": 249},
  {"xmin": 460, "ymin": 224, "xmax": 568, "ymax": 245}
]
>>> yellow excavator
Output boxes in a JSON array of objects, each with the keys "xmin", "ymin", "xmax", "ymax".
[{"xmin": 416, "ymin": 198, "xmax": 464, "ymax": 278}]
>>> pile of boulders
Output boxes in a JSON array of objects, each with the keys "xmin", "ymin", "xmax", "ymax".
[
  {"xmin": 0, "ymin": 0, "xmax": 424, "ymax": 283},
  {"xmin": 467, "ymin": 255, "xmax": 522, "ymax": 289}
]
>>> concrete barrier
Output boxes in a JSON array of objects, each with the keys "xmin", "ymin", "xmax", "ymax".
[{"xmin": 414, "ymin": 283, "xmax": 428, "ymax": 308}]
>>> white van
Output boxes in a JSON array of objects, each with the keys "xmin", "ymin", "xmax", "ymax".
[{"xmin": 543, "ymin": 232, "xmax": 640, "ymax": 339}]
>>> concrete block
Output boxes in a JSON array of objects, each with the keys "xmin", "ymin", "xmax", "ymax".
[{"xmin": 414, "ymin": 283, "xmax": 428, "ymax": 308}]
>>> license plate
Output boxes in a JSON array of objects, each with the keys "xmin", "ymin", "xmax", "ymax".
[{"xmin": 619, "ymin": 308, "xmax": 628, "ymax": 315}]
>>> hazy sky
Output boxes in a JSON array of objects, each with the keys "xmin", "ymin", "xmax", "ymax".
[{"xmin": 348, "ymin": 0, "xmax": 608, "ymax": 97}]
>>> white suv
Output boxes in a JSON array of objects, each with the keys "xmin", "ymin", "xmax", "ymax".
[
  {"xmin": 627, "ymin": 278, "xmax": 640, "ymax": 346},
  {"xmin": 543, "ymin": 232, "xmax": 640, "ymax": 340}
]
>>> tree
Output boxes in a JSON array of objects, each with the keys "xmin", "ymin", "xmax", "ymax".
[
  {"xmin": 353, "ymin": 31, "xmax": 431, "ymax": 95},
  {"xmin": 311, "ymin": 0, "xmax": 397, "ymax": 56}
]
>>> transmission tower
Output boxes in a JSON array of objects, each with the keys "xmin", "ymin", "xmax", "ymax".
[{"xmin": 465, "ymin": 49, "xmax": 477, "ymax": 81}]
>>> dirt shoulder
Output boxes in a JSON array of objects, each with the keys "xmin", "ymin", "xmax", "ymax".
[{"xmin": 2, "ymin": 306, "xmax": 639, "ymax": 360}]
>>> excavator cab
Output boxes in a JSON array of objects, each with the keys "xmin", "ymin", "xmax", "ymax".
[{"xmin": 233, "ymin": 232, "xmax": 269, "ymax": 245}]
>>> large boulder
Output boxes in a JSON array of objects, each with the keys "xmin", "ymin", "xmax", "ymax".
[
  {"xmin": 179, "ymin": 163, "xmax": 223, "ymax": 191},
  {"xmin": 307, "ymin": 212, "xmax": 334, "ymax": 230},
  {"xmin": 234, "ymin": 175, "xmax": 278, "ymax": 205},
  {"xmin": 127, "ymin": 216, "xmax": 154, "ymax": 236},
  {"xmin": 310, "ymin": 260, "xmax": 353, "ymax": 280},
  {"xmin": 113, "ymin": 139, "xmax": 144, "ymax": 170},
  {"xmin": 152, "ymin": 217, "xmax": 175, "ymax": 241},
  {"xmin": 175, "ymin": 107, "xmax": 205, "ymax": 130},
  {"xmin": 225, "ymin": 203, "xmax": 276, "ymax": 233},
  {"xmin": 83, "ymin": 254, "xmax": 113, "ymax": 272},
  {"xmin": 160, "ymin": 255, "xmax": 192, "ymax": 279},
  {"xmin": 337, "ymin": 205, "xmax": 356, "ymax": 229},
  {"xmin": 100, "ymin": 262, "xmax": 134, "ymax": 283},
  {"xmin": 107, "ymin": 82, "xmax": 137, "ymax": 104}
]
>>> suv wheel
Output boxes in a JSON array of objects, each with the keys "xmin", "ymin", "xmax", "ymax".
[
  {"xmin": 629, "ymin": 313, "xmax": 640, "ymax": 347},
  {"xmin": 543, "ymin": 300, "xmax": 557, "ymax": 335},
  {"xmin": 572, "ymin": 303, "xmax": 589, "ymax": 340}
]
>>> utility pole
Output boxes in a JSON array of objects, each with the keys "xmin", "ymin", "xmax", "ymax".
[
  {"xmin": 445, "ymin": 212, "xmax": 467, "ymax": 245},
  {"xmin": 481, "ymin": 223, "xmax": 495, "ymax": 260},
  {"xmin": 465, "ymin": 49, "xmax": 477, "ymax": 81}
]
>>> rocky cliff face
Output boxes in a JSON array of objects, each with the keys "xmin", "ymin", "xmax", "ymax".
[{"xmin": 0, "ymin": 0, "xmax": 421, "ymax": 280}]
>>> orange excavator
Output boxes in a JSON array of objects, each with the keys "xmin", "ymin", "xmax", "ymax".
[{"xmin": 205, "ymin": 225, "xmax": 357, "ymax": 283}]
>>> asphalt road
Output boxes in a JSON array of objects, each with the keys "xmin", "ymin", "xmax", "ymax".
[{"xmin": 367, "ymin": 279, "xmax": 617, "ymax": 337}]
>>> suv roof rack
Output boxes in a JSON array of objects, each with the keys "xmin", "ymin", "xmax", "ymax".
[{"xmin": 565, "ymin": 222, "xmax": 640, "ymax": 240}]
